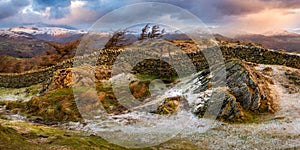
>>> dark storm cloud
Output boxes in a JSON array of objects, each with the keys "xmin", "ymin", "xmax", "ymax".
[
  {"xmin": 0, "ymin": 0, "xmax": 30, "ymax": 20},
  {"xmin": 32, "ymin": 0, "xmax": 71, "ymax": 19},
  {"xmin": 133, "ymin": 0, "xmax": 220, "ymax": 22},
  {"xmin": 1, "ymin": 0, "xmax": 300, "ymax": 30},
  {"xmin": 72, "ymin": 0, "xmax": 300, "ymax": 28},
  {"xmin": 213, "ymin": 0, "xmax": 265, "ymax": 16},
  {"xmin": 77, "ymin": 0, "xmax": 222, "ymax": 25},
  {"xmin": 80, "ymin": 0, "xmax": 141, "ymax": 21},
  {"xmin": 89, "ymin": 2, "xmax": 210, "ymax": 32},
  {"xmin": 153, "ymin": 0, "xmax": 300, "ymax": 20}
]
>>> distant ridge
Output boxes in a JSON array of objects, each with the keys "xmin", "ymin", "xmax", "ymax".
[{"xmin": 20, "ymin": 22, "xmax": 78, "ymax": 30}]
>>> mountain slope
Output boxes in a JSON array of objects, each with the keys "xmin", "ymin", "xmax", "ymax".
[
  {"xmin": 0, "ymin": 30, "xmax": 53, "ymax": 58},
  {"xmin": 235, "ymin": 31, "xmax": 300, "ymax": 53}
]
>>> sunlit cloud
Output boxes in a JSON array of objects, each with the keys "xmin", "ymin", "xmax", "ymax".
[{"xmin": 219, "ymin": 8, "xmax": 300, "ymax": 36}]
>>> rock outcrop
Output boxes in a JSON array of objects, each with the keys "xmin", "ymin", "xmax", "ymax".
[
  {"xmin": 39, "ymin": 59, "xmax": 276, "ymax": 122},
  {"xmin": 193, "ymin": 60, "xmax": 276, "ymax": 121}
]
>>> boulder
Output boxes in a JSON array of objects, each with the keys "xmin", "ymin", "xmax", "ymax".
[{"xmin": 193, "ymin": 60, "xmax": 276, "ymax": 121}]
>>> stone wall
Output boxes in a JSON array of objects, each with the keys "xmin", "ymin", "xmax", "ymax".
[
  {"xmin": 0, "ymin": 59, "xmax": 73, "ymax": 88},
  {"xmin": 132, "ymin": 45, "xmax": 300, "ymax": 77},
  {"xmin": 221, "ymin": 45, "xmax": 300, "ymax": 69},
  {"xmin": 0, "ymin": 45, "xmax": 299, "ymax": 88}
]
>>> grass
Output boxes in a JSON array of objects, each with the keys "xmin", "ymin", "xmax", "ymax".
[
  {"xmin": 0, "ymin": 123, "xmax": 37, "ymax": 149},
  {"xmin": 95, "ymin": 82, "xmax": 127, "ymax": 114},
  {"xmin": 0, "ymin": 84, "xmax": 42, "ymax": 101},
  {"xmin": 4, "ymin": 84, "xmax": 127, "ymax": 123},
  {"xmin": 0, "ymin": 119, "xmax": 203, "ymax": 150},
  {"xmin": 238, "ymin": 110, "xmax": 273, "ymax": 124},
  {"xmin": 3, "ymin": 88, "xmax": 81, "ymax": 123},
  {"xmin": 0, "ymin": 120, "xmax": 127, "ymax": 150},
  {"xmin": 26, "ymin": 88, "xmax": 81, "ymax": 122},
  {"xmin": 135, "ymin": 74, "xmax": 178, "ymax": 84}
]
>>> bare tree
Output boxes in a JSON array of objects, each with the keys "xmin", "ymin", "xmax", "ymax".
[
  {"xmin": 149, "ymin": 25, "xmax": 162, "ymax": 38},
  {"xmin": 105, "ymin": 24, "xmax": 165, "ymax": 49},
  {"xmin": 138, "ymin": 24, "xmax": 165, "ymax": 40},
  {"xmin": 104, "ymin": 30, "xmax": 129, "ymax": 49},
  {"xmin": 138, "ymin": 24, "xmax": 150, "ymax": 40}
]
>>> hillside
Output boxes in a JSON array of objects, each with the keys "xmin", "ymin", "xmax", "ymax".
[
  {"xmin": 235, "ymin": 31, "xmax": 300, "ymax": 53},
  {"xmin": 0, "ymin": 38, "xmax": 299, "ymax": 148},
  {"xmin": 0, "ymin": 25, "xmax": 84, "ymax": 72}
]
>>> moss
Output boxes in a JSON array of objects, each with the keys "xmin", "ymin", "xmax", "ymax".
[
  {"xmin": 2, "ymin": 120, "xmax": 204, "ymax": 149},
  {"xmin": 238, "ymin": 110, "xmax": 270, "ymax": 124},
  {"xmin": 25, "ymin": 84, "xmax": 43, "ymax": 97},
  {"xmin": 0, "ymin": 120, "xmax": 200, "ymax": 149},
  {"xmin": 0, "ymin": 121, "xmax": 127, "ymax": 150},
  {"xmin": 0, "ymin": 123, "xmax": 39, "ymax": 149}
]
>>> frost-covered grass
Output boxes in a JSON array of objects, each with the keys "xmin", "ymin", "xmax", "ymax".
[{"xmin": 0, "ymin": 84, "xmax": 42, "ymax": 102}]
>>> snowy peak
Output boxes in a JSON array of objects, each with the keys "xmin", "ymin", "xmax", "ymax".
[
  {"xmin": 8, "ymin": 26, "xmax": 86, "ymax": 36},
  {"xmin": 0, "ymin": 25, "xmax": 87, "ymax": 43},
  {"xmin": 263, "ymin": 30, "xmax": 299, "ymax": 36},
  {"xmin": 0, "ymin": 29, "xmax": 33, "ymax": 38}
]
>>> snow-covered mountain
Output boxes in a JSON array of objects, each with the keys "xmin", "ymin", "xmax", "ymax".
[
  {"xmin": 0, "ymin": 25, "xmax": 87, "ymax": 58},
  {"xmin": 8, "ymin": 26, "xmax": 86, "ymax": 36},
  {"xmin": 233, "ymin": 30, "xmax": 300, "ymax": 52},
  {"xmin": 263, "ymin": 30, "xmax": 300, "ymax": 36},
  {"xmin": 0, "ymin": 25, "xmax": 86, "ymax": 43}
]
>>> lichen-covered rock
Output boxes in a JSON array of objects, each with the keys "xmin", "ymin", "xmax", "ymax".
[
  {"xmin": 194, "ymin": 60, "xmax": 276, "ymax": 121},
  {"xmin": 156, "ymin": 96, "xmax": 181, "ymax": 115},
  {"xmin": 194, "ymin": 90, "xmax": 245, "ymax": 121},
  {"xmin": 225, "ymin": 60, "xmax": 276, "ymax": 112},
  {"xmin": 217, "ymin": 91, "xmax": 244, "ymax": 121}
]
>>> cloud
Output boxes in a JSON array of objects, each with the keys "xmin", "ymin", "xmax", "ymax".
[
  {"xmin": 262, "ymin": 0, "xmax": 300, "ymax": 9},
  {"xmin": 216, "ymin": 8, "xmax": 300, "ymax": 36},
  {"xmin": 0, "ymin": 0, "xmax": 30, "ymax": 20},
  {"xmin": 77, "ymin": 2, "xmax": 211, "ymax": 33},
  {"xmin": 49, "ymin": 0, "xmax": 143, "ymax": 28},
  {"xmin": 213, "ymin": 0, "xmax": 265, "ymax": 16},
  {"xmin": 48, "ymin": 1, "xmax": 98, "ymax": 26},
  {"xmin": 32, "ymin": 0, "xmax": 71, "ymax": 19},
  {"xmin": 1, "ymin": 0, "xmax": 300, "ymax": 35}
]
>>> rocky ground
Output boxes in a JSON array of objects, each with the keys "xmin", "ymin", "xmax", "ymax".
[
  {"xmin": 0, "ymin": 62, "xmax": 299, "ymax": 149},
  {"xmin": 0, "ymin": 38, "xmax": 299, "ymax": 149},
  {"xmin": 175, "ymin": 64, "xmax": 300, "ymax": 149}
]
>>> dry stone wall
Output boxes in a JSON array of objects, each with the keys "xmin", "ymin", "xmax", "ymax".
[{"xmin": 0, "ymin": 45, "xmax": 299, "ymax": 88}]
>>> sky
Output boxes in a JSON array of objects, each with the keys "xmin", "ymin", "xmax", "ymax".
[{"xmin": 1, "ymin": 0, "xmax": 300, "ymax": 36}]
